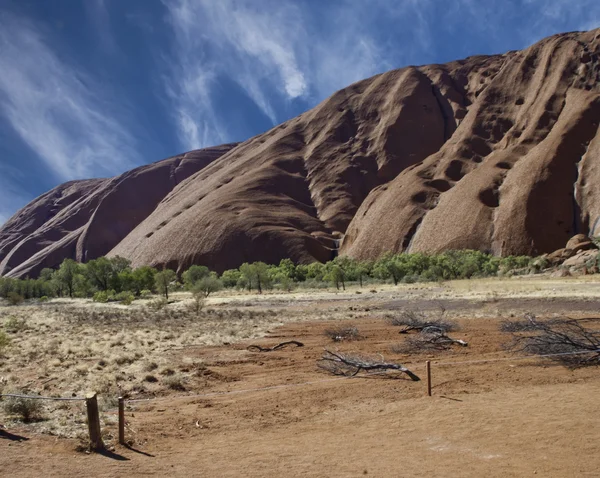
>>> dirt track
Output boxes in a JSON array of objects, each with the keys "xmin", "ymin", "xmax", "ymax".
[{"xmin": 2, "ymin": 279, "xmax": 600, "ymax": 477}]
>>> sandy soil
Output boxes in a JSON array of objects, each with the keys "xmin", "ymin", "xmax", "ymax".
[{"xmin": 2, "ymin": 277, "xmax": 600, "ymax": 477}]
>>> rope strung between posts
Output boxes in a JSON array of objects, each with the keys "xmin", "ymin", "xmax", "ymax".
[
  {"xmin": 126, "ymin": 371, "xmax": 395, "ymax": 404},
  {"xmin": 0, "ymin": 393, "xmax": 86, "ymax": 401},
  {"xmin": 434, "ymin": 349, "xmax": 600, "ymax": 367}
]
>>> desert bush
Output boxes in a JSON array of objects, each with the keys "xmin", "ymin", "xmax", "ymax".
[
  {"xmin": 115, "ymin": 291, "xmax": 135, "ymax": 305},
  {"xmin": 140, "ymin": 289, "xmax": 152, "ymax": 299},
  {"xmin": 324, "ymin": 326, "xmax": 361, "ymax": 342},
  {"xmin": 38, "ymin": 296, "xmax": 49, "ymax": 303},
  {"xmin": 7, "ymin": 292, "xmax": 24, "ymax": 306},
  {"xmin": 3, "ymin": 395, "xmax": 44, "ymax": 422},
  {"xmin": 163, "ymin": 375, "xmax": 186, "ymax": 391},
  {"xmin": 0, "ymin": 330, "xmax": 10, "ymax": 354},
  {"xmin": 148, "ymin": 297, "xmax": 168, "ymax": 311},
  {"xmin": 187, "ymin": 291, "xmax": 206, "ymax": 315},
  {"xmin": 92, "ymin": 291, "xmax": 109, "ymax": 303},
  {"xmin": 4, "ymin": 316, "xmax": 28, "ymax": 333}
]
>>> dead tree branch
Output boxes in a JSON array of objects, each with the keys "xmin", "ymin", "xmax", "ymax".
[
  {"xmin": 318, "ymin": 350, "xmax": 420, "ymax": 381},
  {"xmin": 501, "ymin": 315, "xmax": 600, "ymax": 367},
  {"xmin": 388, "ymin": 308, "xmax": 457, "ymax": 334},
  {"xmin": 247, "ymin": 341, "xmax": 304, "ymax": 352},
  {"xmin": 392, "ymin": 328, "xmax": 468, "ymax": 354}
]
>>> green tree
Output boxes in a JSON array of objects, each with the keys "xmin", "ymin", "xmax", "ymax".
[
  {"xmin": 192, "ymin": 276, "xmax": 223, "ymax": 298},
  {"xmin": 130, "ymin": 266, "xmax": 157, "ymax": 295},
  {"xmin": 55, "ymin": 259, "xmax": 80, "ymax": 298},
  {"xmin": 373, "ymin": 253, "xmax": 404, "ymax": 285},
  {"xmin": 154, "ymin": 269, "xmax": 177, "ymax": 300},
  {"xmin": 182, "ymin": 265, "xmax": 210, "ymax": 289},
  {"xmin": 220, "ymin": 269, "xmax": 242, "ymax": 288},
  {"xmin": 85, "ymin": 257, "xmax": 114, "ymax": 291},
  {"xmin": 240, "ymin": 262, "xmax": 271, "ymax": 293},
  {"xmin": 325, "ymin": 264, "xmax": 345, "ymax": 290}
]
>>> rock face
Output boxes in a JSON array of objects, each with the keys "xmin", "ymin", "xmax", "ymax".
[
  {"xmin": 2, "ymin": 29, "xmax": 600, "ymax": 278},
  {"xmin": 0, "ymin": 145, "xmax": 237, "ymax": 277}
]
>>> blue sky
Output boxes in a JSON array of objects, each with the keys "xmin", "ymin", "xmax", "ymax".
[{"xmin": 0, "ymin": 0, "xmax": 598, "ymax": 225}]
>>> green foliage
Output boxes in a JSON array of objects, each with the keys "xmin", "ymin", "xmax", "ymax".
[
  {"xmin": 0, "ymin": 248, "xmax": 553, "ymax": 304},
  {"xmin": 154, "ymin": 269, "xmax": 177, "ymax": 300},
  {"xmin": 239, "ymin": 262, "xmax": 271, "ymax": 293},
  {"xmin": 85, "ymin": 256, "xmax": 132, "ymax": 292},
  {"xmin": 92, "ymin": 291, "xmax": 110, "ymax": 303},
  {"xmin": 221, "ymin": 269, "xmax": 242, "ymax": 288},
  {"xmin": 4, "ymin": 316, "xmax": 27, "ymax": 333},
  {"xmin": 0, "ymin": 330, "xmax": 11, "ymax": 353},
  {"xmin": 192, "ymin": 276, "xmax": 223, "ymax": 298},
  {"xmin": 147, "ymin": 297, "xmax": 168, "ymax": 311},
  {"xmin": 116, "ymin": 291, "xmax": 135, "ymax": 305},
  {"xmin": 54, "ymin": 259, "xmax": 80, "ymax": 298},
  {"xmin": 182, "ymin": 265, "xmax": 210, "ymax": 289}
]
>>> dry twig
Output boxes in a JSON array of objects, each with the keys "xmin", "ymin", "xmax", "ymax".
[
  {"xmin": 502, "ymin": 315, "xmax": 600, "ymax": 367},
  {"xmin": 247, "ymin": 341, "xmax": 304, "ymax": 352},
  {"xmin": 389, "ymin": 308, "xmax": 457, "ymax": 334}
]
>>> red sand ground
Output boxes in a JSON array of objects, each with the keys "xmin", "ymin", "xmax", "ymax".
[{"xmin": 2, "ymin": 315, "xmax": 599, "ymax": 477}]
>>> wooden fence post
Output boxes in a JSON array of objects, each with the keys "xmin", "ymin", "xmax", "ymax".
[
  {"xmin": 118, "ymin": 397, "xmax": 125, "ymax": 445},
  {"xmin": 426, "ymin": 361, "xmax": 432, "ymax": 397},
  {"xmin": 85, "ymin": 392, "xmax": 104, "ymax": 451}
]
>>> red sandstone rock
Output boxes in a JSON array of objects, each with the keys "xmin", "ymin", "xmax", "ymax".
[{"xmin": 2, "ymin": 29, "xmax": 600, "ymax": 277}]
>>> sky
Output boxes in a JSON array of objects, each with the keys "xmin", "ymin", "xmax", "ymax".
[{"xmin": 0, "ymin": 0, "xmax": 598, "ymax": 225}]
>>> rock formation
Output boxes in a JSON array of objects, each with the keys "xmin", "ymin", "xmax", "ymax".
[{"xmin": 1, "ymin": 28, "xmax": 600, "ymax": 278}]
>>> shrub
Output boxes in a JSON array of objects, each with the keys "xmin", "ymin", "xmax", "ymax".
[
  {"xmin": 4, "ymin": 316, "xmax": 27, "ymax": 333},
  {"xmin": 140, "ymin": 289, "xmax": 152, "ymax": 299},
  {"xmin": 7, "ymin": 292, "xmax": 24, "ymax": 306},
  {"xmin": 163, "ymin": 375, "xmax": 186, "ymax": 391},
  {"xmin": 187, "ymin": 291, "xmax": 205, "ymax": 316},
  {"xmin": 115, "ymin": 291, "xmax": 135, "ymax": 305},
  {"xmin": 38, "ymin": 296, "xmax": 49, "ymax": 303},
  {"xmin": 0, "ymin": 331, "xmax": 10, "ymax": 354},
  {"xmin": 3, "ymin": 395, "xmax": 44, "ymax": 422},
  {"xmin": 148, "ymin": 297, "xmax": 168, "ymax": 311},
  {"xmin": 192, "ymin": 276, "xmax": 223, "ymax": 298},
  {"xmin": 92, "ymin": 291, "xmax": 109, "ymax": 303},
  {"xmin": 324, "ymin": 326, "xmax": 361, "ymax": 342}
]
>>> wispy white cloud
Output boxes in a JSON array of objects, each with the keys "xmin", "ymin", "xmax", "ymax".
[
  {"xmin": 0, "ymin": 164, "xmax": 30, "ymax": 226},
  {"xmin": 85, "ymin": 0, "xmax": 118, "ymax": 53},
  {"xmin": 0, "ymin": 11, "xmax": 140, "ymax": 181},
  {"xmin": 163, "ymin": 0, "xmax": 391, "ymax": 150}
]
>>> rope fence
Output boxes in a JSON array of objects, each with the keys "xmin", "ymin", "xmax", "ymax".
[
  {"xmin": 0, "ymin": 393, "xmax": 85, "ymax": 401},
  {"xmin": 0, "ymin": 391, "xmax": 103, "ymax": 450},
  {"xmin": 2, "ymin": 348, "xmax": 598, "ymax": 449}
]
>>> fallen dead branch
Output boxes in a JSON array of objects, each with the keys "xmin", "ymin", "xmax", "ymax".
[
  {"xmin": 388, "ymin": 308, "xmax": 457, "ymax": 334},
  {"xmin": 392, "ymin": 327, "xmax": 468, "ymax": 354},
  {"xmin": 318, "ymin": 350, "xmax": 420, "ymax": 381},
  {"xmin": 247, "ymin": 341, "xmax": 304, "ymax": 352},
  {"xmin": 502, "ymin": 315, "xmax": 600, "ymax": 367}
]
